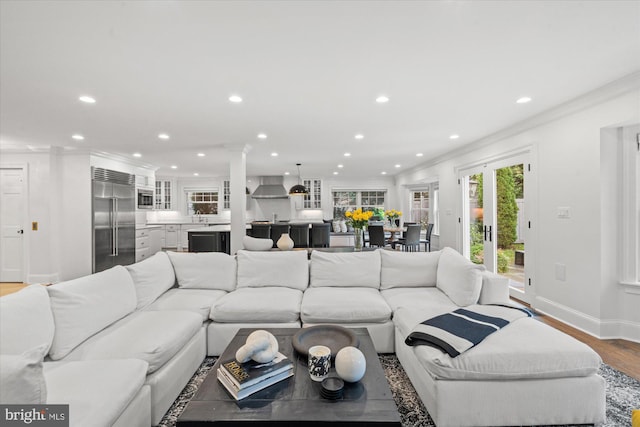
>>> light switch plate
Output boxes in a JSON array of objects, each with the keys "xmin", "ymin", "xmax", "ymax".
[
  {"xmin": 555, "ymin": 263, "xmax": 566, "ymax": 281},
  {"xmin": 557, "ymin": 207, "xmax": 570, "ymax": 219}
]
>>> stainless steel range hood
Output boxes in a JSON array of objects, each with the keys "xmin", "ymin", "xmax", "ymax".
[{"xmin": 251, "ymin": 176, "xmax": 289, "ymax": 199}]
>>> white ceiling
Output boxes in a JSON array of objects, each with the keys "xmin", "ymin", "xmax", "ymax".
[{"xmin": 1, "ymin": 1, "xmax": 639, "ymax": 179}]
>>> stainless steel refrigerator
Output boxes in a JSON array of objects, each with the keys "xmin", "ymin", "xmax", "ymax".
[{"xmin": 92, "ymin": 167, "xmax": 136, "ymax": 273}]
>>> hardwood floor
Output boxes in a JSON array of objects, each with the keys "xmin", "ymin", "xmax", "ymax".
[
  {"xmin": 533, "ymin": 310, "xmax": 640, "ymax": 381},
  {"xmin": 2, "ymin": 282, "xmax": 639, "ymax": 381},
  {"xmin": 0, "ymin": 282, "xmax": 27, "ymax": 297}
]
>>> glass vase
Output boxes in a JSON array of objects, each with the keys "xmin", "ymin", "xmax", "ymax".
[{"xmin": 354, "ymin": 228, "xmax": 363, "ymax": 251}]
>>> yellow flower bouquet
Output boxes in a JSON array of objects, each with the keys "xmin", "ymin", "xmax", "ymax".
[
  {"xmin": 345, "ymin": 208, "xmax": 374, "ymax": 230},
  {"xmin": 385, "ymin": 209, "xmax": 402, "ymax": 222}
]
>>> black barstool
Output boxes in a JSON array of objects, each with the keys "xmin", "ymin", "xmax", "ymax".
[{"xmin": 310, "ymin": 223, "xmax": 331, "ymax": 248}]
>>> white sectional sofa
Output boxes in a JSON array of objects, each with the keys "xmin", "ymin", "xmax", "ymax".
[{"xmin": 0, "ymin": 247, "xmax": 605, "ymax": 427}]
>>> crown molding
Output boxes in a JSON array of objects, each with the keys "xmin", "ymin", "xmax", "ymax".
[{"xmin": 399, "ymin": 71, "xmax": 640, "ymax": 179}]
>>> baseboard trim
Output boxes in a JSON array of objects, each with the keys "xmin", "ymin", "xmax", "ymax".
[
  {"xmin": 26, "ymin": 273, "xmax": 60, "ymax": 285},
  {"xmin": 535, "ymin": 296, "xmax": 640, "ymax": 343}
]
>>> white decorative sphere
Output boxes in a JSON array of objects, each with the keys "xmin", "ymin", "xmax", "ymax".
[{"xmin": 335, "ymin": 346, "xmax": 366, "ymax": 383}]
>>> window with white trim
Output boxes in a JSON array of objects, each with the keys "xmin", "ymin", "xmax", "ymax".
[
  {"xmin": 186, "ymin": 191, "xmax": 218, "ymax": 215},
  {"xmin": 332, "ymin": 190, "xmax": 385, "ymax": 219},
  {"xmin": 409, "ymin": 182, "xmax": 439, "ymax": 234}
]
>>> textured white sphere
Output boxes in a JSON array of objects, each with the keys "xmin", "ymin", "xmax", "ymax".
[{"xmin": 335, "ymin": 346, "xmax": 366, "ymax": 382}]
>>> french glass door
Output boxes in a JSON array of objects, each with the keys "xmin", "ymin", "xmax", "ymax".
[{"xmin": 460, "ymin": 152, "xmax": 532, "ymax": 303}]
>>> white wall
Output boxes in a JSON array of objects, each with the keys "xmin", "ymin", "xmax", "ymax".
[{"xmin": 395, "ymin": 83, "xmax": 640, "ymax": 341}]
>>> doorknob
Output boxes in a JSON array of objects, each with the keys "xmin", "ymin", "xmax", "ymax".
[{"xmin": 17, "ymin": 229, "xmax": 24, "ymax": 234}]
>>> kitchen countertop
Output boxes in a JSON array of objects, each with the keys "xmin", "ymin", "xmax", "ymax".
[
  {"xmin": 136, "ymin": 225, "xmax": 163, "ymax": 230},
  {"xmin": 185, "ymin": 224, "xmax": 251, "ymax": 232}
]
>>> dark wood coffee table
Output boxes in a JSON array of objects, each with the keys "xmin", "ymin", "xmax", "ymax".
[{"xmin": 177, "ymin": 328, "xmax": 401, "ymax": 426}]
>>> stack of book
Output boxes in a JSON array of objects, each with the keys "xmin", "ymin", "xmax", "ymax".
[{"xmin": 217, "ymin": 352, "xmax": 294, "ymax": 400}]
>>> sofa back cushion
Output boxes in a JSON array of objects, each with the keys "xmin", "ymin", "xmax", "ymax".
[
  {"xmin": 0, "ymin": 285, "xmax": 54, "ymax": 355},
  {"xmin": 310, "ymin": 250, "xmax": 381, "ymax": 288},
  {"xmin": 436, "ymin": 247, "xmax": 483, "ymax": 306},
  {"xmin": 380, "ymin": 250, "xmax": 440, "ymax": 289},
  {"xmin": 127, "ymin": 251, "xmax": 176, "ymax": 309},
  {"xmin": 47, "ymin": 265, "xmax": 137, "ymax": 360},
  {"xmin": 478, "ymin": 270, "xmax": 511, "ymax": 305},
  {"xmin": 236, "ymin": 250, "xmax": 309, "ymax": 290},
  {"xmin": 167, "ymin": 251, "xmax": 236, "ymax": 291},
  {"xmin": 0, "ymin": 344, "xmax": 48, "ymax": 404}
]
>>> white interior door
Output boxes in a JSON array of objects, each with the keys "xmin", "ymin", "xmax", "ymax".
[{"xmin": 0, "ymin": 168, "xmax": 25, "ymax": 282}]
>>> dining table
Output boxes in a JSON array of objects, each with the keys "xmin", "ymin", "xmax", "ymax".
[{"xmin": 382, "ymin": 225, "xmax": 406, "ymax": 245}]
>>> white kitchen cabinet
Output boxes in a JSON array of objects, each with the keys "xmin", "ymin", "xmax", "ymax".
[
  {"xmin": 302, "ymin": 178, "xmax": 322, "ymax": 209},
  {"xmin": 135, "ymin": 228, "xmax": 151, "ymax": 262},
  {"xmin": 149, "ymin": 228, "xmax": 163, "ymax": 255},
  {"xmin": 155, "ymin": 177, "xmax": 174, "ymax": 210},
  {"xmin": 330, "ymin": 233, "xmax": 354, "ymax": 247},
  {"xmin": 164, "ymin": 224, "xmax": 178, "ymax": 248},
  {"xmin": 180, "ymin": 227, "xmax": 189, "ymax": 251}
]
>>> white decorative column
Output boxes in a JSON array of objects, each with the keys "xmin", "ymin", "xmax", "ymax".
[{"xmin": 227, "ymin": 144, "xmax": 251, "ymax": 254}]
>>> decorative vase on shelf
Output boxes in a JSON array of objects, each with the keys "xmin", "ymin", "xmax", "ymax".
[
  {"xmin": 354, "ymin": 228, "xmax": 363, "ymax": 251},
  {"xmin": 277, "ymin": 233, "xmax": 294, "ymax": 251}
]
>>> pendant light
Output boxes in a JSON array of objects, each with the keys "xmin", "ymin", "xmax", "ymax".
[{"xmin": 289, "ymin": 163, "xmax": 308, "ymax": 196}]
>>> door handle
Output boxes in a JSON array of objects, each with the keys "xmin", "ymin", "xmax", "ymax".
[
  {"xmin": 488, "ymin": 225, "xmax": 492, "ymax": 242},
  {"xmin": 483, "ymin": 225, "xmax": 488, "ymax": 241},
  {"xmin": 17, "ymin": 229, "xmax": 24, "ymax": 234}
]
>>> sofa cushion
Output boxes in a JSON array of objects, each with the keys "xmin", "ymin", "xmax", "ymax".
[
  {"xmin": 381, "ymin": 287, "xmax": 458, "ymax": 314},
  {"xmin": 211, "ymin": 287, "xmax": 303, "ymax": 323},
  {"xmin": 145, "ymin": 288, "xmax": 227, "ymax": 321},
  {"xmin": 436, "ymin": 247, "xmax": 483, "ymax": 306},
  {"xmin": 301, "ymin": 287, "xmax": 391, "ymax": 323},
  {"xmin": 0, "ymin": 344, "xmax": 48, "ymax": 404},
  {"xmin": 478, "ymin": 270, "xmax": 511, "ymax": 305},
  {"xmin": 310, "ymin": 250, "xmax": 381, "ymax": 288},
  {"xmin": 126, "ymin": 251, "xmax": 176, "ymax": 309},
  {"xmin": 45, "ymin": 358, "xmax": 148, "ymax": 427},
  {"xmin": 167, "ymin": 251, "xmax": 236, "ymax": 291},
  {"xmin": 47, "ymin": 265, "xmax": 137, "ymax": 360},
  {"xmin": 380, "ymin": 250, "xmax": 440, "ymax": 289},
  {"xmin": 394, "ymin": 307, "xmax": 602, "ymax": 380},
  {"xmin": 60, "ymin": 311, "xmax": 202, "ymax": 374},
  {"xmin": 0, "ymin": 284, "xmax": 54, "ymax": 354},
  {"xmin": 236, "ymin": 250, "xmax": 309, "ymax": 290}
]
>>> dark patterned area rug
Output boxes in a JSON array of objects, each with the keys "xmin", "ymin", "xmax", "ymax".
[{"xmin": 159, "ymin": 355, "xmax": 639, "ymax": 427}]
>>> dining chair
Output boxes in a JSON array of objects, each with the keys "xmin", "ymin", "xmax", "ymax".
[
  {"xmin": 420, "ymin": 223, "xmax": 434, "ymax": 252},
  {"xmin": 270, "ymin": 224, "xmax": 290, "ymax": 248},
  {"xmin": 250, "ymin": 224, "xmax": 271, "ymax": 239},
  {"xmin": 366, "ymin": 225, "xmax": 387, "ymax": 248},
  {"xmin": 310, "ymin": 223, "xmax": 331, "ymax": 248},
  {"xmin": 395, "ymin": 224, "xmax": 421, "ymax": 252},
  {"xmin": 289, "ymin": 223, "xmax": 310, "ymax": 248}
]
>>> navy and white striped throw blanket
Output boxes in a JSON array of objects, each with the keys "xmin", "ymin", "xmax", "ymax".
[{"xmin": 405, "ymin": 305, "xmax": 532, "ymax": 357}]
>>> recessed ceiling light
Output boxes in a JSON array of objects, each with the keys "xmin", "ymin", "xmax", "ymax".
[
  {"xmin": 133, "ymin": 153, "xmax": 142, "ymax": 158},
  {"xmin": 333, "ymin": 171, "xmax": 339, "ymax": 175},
  {"xmin": 79, "ymin": 95, "xmax": 96, "ymax": 104},
  {"xmin": 381, "ymin": 171, "xmax": 387, "ymax": 175},
  {"xmin": 376, "ymin": 95, "xmax": 389, "ymax": 103},
  {"xmin": 158, "ymin": 133, "xmax": 170, "ymax": 140},
  {"xmin": 355, "ymin": 134, "xmax": 364, "ymax": 140},
  {"xmin": 516, "ymin": 97, "xmax": 532, "ymax": 104},
  {"xmin": 449, "ymin": 134, "xmax": 460, "ymax": 140},
  {"xmin": 344, "ymin": 152, "xmax": 351, "ymax": 157},
  {"xmin": 193, "ymin": 172, "xmax": 199, "ymax": 176},
  {"xmin": 416, "ymin": 153, "xmax": 423, "ymax": 157},
  {"xmin": 229, "ymin": 95, "xmax": 243, "ymax": 103},
  {"xmin": 257, "ymin": 133, "xmax": 267, "ymax": 139},
  {"xmin": 395, "ymin": 164, "xmax": 401, "ymax": 168},
  {"xmin": 197, "ymin": 153, "xmax": 205, "ymax": 157},
  {"xmin": 284, "ymin": 171, "xmax": 290, "ymax": 175},
  {"xmin": 271, "ymin": 152, "xmax": 278, "ymax": 157},
  {"xmin": 71, "ymin": 134, "xmax": 84, "ymax": 141},
  {"xmin": 170, "ymin": 165, "xmax": 177, "ymax": 169},
  {"xmin": 337, "ymin": 164, "xmax": 344, "ymax": 168}
]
